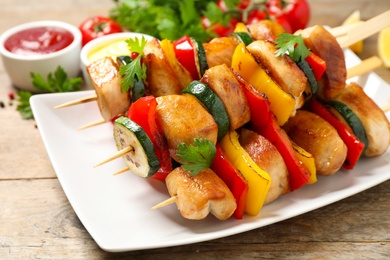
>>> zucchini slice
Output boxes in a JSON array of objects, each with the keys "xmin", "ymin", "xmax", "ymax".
[
  {"xmin": 191, "ymin": 38, "xmax": 208, "ymax": 77},
  {"xmin": 231, "ymin": 32, "xmax": 253, "ymax": 46},
  {"xmin": 116, "ymin": 56, "xmax": 146, "ymax": 102},
  {"xmin": 296, "ymin": 59, "xmax": 319, "ymax": 95},
  {"xmin": 113, "ymin": 116, "xmax": 160, "ymax": 177},
  {"xmin": 328, "ymin": 100, "xmax": 368, "ymax": 153},
  {"xmin": 182, "ymin": 81, "xmax": 230, "ymax": 141}
]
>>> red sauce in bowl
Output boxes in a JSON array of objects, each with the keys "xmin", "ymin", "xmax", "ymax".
[{"xmin": 4, "ymin": 26, "xmax": 74, "ymax": 56}]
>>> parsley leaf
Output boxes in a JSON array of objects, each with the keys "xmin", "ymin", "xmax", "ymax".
[
  {"xmin": 30, "ymin": 66, "xmax": 82, "ymax": 93},
  {"xmin": 17, "ymin": 66, "xmax": 83, "ymax": 120},
  {"xmin": 16, "ymin": 90, "xmax": 34, "ymax": 119},
  {"xmin": 176, "ymin": 138, "xmax": 216, "ymax": 176},
  {"xmin": 110, "ymin": 0, "xmax": 221, "ymax": 42},
  {"xmin": 119, "ymin": 37, "xmax": 148, "ymax": 92},
  {"xmin": 275, "ymin": 33, "xmax": 310, "ymax": 62}
]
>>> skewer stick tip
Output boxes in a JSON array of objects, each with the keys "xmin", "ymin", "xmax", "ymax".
[
  {"xmin": 53, "ymin": 94, "xmax": 97, "ymax": 109},
  {"xmin": 113, "ymin": 167, "xmax": 129, "ymax": 176},
  {"xmin": 151, "ymin": 196, "xmax": 178, "ymax": 210},
  {"xmin": 93, "ymin": 146, "xmax": 134, "ymax": 168},
  {"xmin": 78, "ymin": 118, "xmax": 106, "ymax": 130}
]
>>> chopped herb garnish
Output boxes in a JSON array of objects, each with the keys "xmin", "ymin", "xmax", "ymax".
[
  {"xmin": 275, "ymin": 33, "xmax": 310, "ymax": 62},
  {"xmin": 119, "ymin": 36, "xmax": 148, "ymax": 92},
  {"xmin": 176, "ymin": 138, "xmax": 216, "ymax": 176}
]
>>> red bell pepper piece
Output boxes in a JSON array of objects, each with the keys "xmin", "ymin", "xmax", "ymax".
[
  {"xmin": 211, "ymin": 144, "xmax": 248, "ymax": 219},
  {"xmin": 305, "ymin": 52, "xmax": 326, "ymax": 81},
  {"xmin": 128, "ymin": 96, "xmax": 172, "ymax": 181},
  {"xmin": 173, "ymin": 35, "xmax": 199, "ymax": 80},
  {"xmin": 232, "ymin": 70, "xmax": 311, "ymax": 191},
  {"xmin": 306, "ymin": 98, "xmax": 364, "ymax": 169}
]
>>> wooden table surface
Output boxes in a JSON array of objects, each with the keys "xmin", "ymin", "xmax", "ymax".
[{"xmin": 0, "ymin": 0, "xmax": 389, "ymax": 259}]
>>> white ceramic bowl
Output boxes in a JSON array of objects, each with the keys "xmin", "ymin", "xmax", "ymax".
[
  {"xmin": 80, "ymin": 32, "xmax": 154, "ymax": 89},
  {"xmin": 0, "ymin": 20, "xmax": 82, "ymax": 91}
]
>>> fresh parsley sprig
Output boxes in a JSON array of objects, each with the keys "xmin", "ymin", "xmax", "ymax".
[
  {"xmin": 16, "ymin": 90, "xmax": 34, "ymax": 119},
  {"xmin": 110, "ymin": 0, "xmax": 240, "ymax": 42},
  {"xmin": 30, "ymin": 66, "xmax": 82, "ymax": 93},
  {"xmin": 176, "ymin": 138, "xmax": 216, "ymax": 176},
  {"xmin": 275, "ymin": 33, "xmax": 310, "ymax": 62},
  {"xmin": 17, "ymin": 66, "xmax": 83, "ymax": 120},
  {"xmin": 119, "ymin": 36, "xmax": 148, "ymax": 92}
]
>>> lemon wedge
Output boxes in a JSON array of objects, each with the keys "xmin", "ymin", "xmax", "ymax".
[
  {"xmin": 378, "ymin": 26, "xmax": 390, "ymax": 68},
  {"xmin": 342, "ymin": 10, "xmax": 363, "ymax": 54}
]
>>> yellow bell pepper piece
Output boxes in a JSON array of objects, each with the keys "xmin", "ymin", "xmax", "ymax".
[
  {"xmin": 292, "ymin": 142, "xmax": 317, "ymax": 184},
  {"xmin": 231, "ymin": 43, "xmax": 296, "ymax": 126},
  {"xmin": 220, "ymin": 131, "xmax": 271, "ymax": 216},
  {"xmin": 234, "ymin": 22, "xmax": 249, "ymax": 33},
  {"xmin": 160, "ymin": 39, "xmax": 177, "ymax": 70}
]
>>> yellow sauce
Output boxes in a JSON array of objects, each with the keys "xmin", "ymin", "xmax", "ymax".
[{"xmin": 87, "ymin": 39, "xmax": 130, "ymax": 63}]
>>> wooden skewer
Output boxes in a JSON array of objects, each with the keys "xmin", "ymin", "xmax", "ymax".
[
  {"xmin": 328, "ymin": 21, "xmax": 365, "ymax": 38},
  {"xmin": 78, "ymin": 118, "xmax": 106, "ymax": 130},
  {"xmin": 151, "ymin": 196, "xmax": 178, "ymax": 210},
  {"xmin": 93, "ymin": 146, "xmax": 134, "ymax": 168},
  {"xmin": 337, "ymin": 10, "xmax": 390, "ymax": 48},
  {"xmin": 347, "ymin": 56, "xmax": 383, "ymax": 79},
  {"xmin": 91, "ymin": 57, "xmax": 385, "ymax": 168},
  {"xmin": 54, "ymin": 94, "xmax": 97, "ymax": 109},
  {"xmin": 381, "ymin": 100, "xmax": 390, "ymax": 113},
  {"xmin": 113, "ymin": 167, "xmax": 129, "ymax": 176}
]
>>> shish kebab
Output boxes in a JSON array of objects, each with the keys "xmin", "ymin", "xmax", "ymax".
[{"xmin": 55, "ymin": 11, "xmax": 390, "ymax": 220}]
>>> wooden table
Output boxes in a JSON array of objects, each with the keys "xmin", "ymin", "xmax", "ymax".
[{"xmin": 1, "ymin": 0, "xmax": 389, "ymax": 259}]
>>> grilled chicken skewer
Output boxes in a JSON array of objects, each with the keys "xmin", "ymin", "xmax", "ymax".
[
  {"xmin": 54, "ymin": 10, "xmax": 390, "ymax": 117},
  {"xmin": 63, "ymin": 12, "xmax": 390, "ymax": 220}
]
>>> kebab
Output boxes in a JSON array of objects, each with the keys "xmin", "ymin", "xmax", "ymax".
[
  {"xmin": 95, "ymin": 55, "xmax": 390, "ymax": 219},
  {"xmin": 57, "ymin": 13, "xmax": 386, "ymax": 219},
  {"xmin": 54, "ymin": 11, "xmax": 389, "ymax": 128}
]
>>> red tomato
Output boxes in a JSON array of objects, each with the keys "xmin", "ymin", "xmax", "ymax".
[
  {"xmin": 266, "ymin": 0, "xmax": 310, "ymax": 33},
  {"xmin": 237, "ymin": 0, "xmax": 251, "ymax": 9},
  {"xmin": 246, "ymin": 9, "xmax": 268, "ymax": 25},
  {"xmin": 201, "ymin": 16, "xmax": 239, "ymax": 38},
  {"xmin": 79, "ymin": 16, "xmax": 123, "ymax": 46},
  {"xmin": 217, "ymin": 0, "xmax": 250, "ymax": 11}
]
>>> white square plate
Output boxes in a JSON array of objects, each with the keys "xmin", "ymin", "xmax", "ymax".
[{"xmin": 31, "ymin": 49, "xmax": 390, "ymax": 252}]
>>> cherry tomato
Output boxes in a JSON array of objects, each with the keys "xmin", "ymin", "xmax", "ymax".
[
  {"xmin": 237, "ymin": 0, "xmax": 251, "ymax": 10},
  {"xmin": 246, "ymin": 9, "xmax": 268, "ymax": 25},
  {"xmin": 266, "ymin": 0, "xmax": 310, "ymax": 33},
  {"xmin": 201, "ymin": 16, "xmax": 239, "ymax": 38},
  {"xmin": 79, "ymin": 16, "xmax": 123, "ymax": 46},
  {"xmin": 217, "ymin": 0, "xmax": 250, "ymax": 11}
]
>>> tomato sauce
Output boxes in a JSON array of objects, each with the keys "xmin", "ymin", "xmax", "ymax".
[{"xmin": 4, "ymin": 26, "xmax": 74, "ymax": 56}]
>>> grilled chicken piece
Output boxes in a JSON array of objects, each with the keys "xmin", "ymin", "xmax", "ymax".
[
  {"xmin": 201, "ymin": 64, "xmax": 251, "ymax": 131},
  {"xmin": 87, "ymin": 57, "xmax": 130, "ymax": 122},
  {"xmin": 283, "ymin": 110, "xmax": 347, "ymax": 176},
  {"xmin": 165, "ymin": 167, "xmax": 237, "ymax": 220},
  {"xmin": 332, "ymin": 82, "xmax": 390, "ymax": 157},
  {"xmin": 203, "ymin": 36, "xmax": 239, "ymax": 68},
  {"xmin": 143, "ymin": 38, "xmax": 186, "ymax": 97},
  {"xmin": 239, "ymin": 128, "xmax": 289, "ymax": 204},
  {"xmin": 247, "ymin": 20, "xmax": 286, "ymax": 42},
  {"xmin": 246, "ymin": 40, "xmax": 308, "ymax": 108},
  {"xmin": 298, "ymin": 25, "xmax": 346, "ymax": 100},
  {"xmin": 155, "ymin": 94, "xmax": 218, "ymax": 160}
]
